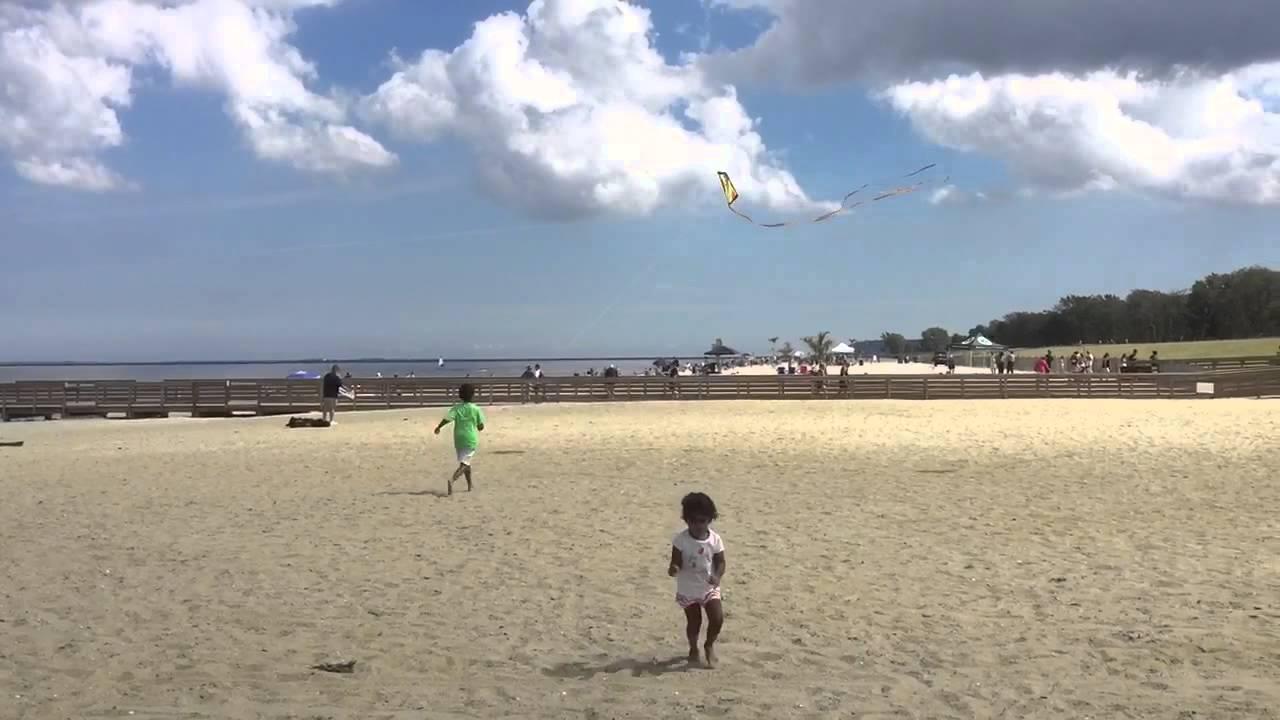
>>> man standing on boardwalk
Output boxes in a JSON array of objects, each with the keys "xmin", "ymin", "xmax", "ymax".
[{"xmin": 321, "ymin": 365, "xmax": 345, "ymax": 424}]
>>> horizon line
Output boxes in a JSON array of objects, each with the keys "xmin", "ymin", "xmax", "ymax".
[{"xmin": 0, "ymin": 354, "xmax": 763, "ymax": 368}]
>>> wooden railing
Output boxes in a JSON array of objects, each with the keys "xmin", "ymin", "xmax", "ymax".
[
  {"xmin": 3, "ymin": 368, "xmax": 1277, "ymax": 420},
  {"xmin": 1012, "ymin": 354, "xmax": 1280, "ymax": 373}
]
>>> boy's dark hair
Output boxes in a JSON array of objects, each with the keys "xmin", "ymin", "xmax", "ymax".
[
  {"xmin": 681, "ymin": 492, "xmax": 718, "ymax": 521},
  {"xmin": 459, "ymin": 383, "xmax": 476, "ymax": 402}
]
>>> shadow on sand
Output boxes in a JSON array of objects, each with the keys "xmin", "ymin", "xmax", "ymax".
[
  {"xmin": 542, "ymin": 655, "xmax": 689, "ymax": 680},
  {"xmin": 374, "ymin": 489, "xmax": 451, "ymax": 498}
]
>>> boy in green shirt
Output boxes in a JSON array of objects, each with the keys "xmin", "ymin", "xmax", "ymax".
[{"xmin": 434, "ymin": 383, "xmax": 486, "ymax": 496}]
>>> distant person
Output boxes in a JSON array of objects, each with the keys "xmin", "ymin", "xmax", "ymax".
[
  {"xmin": 1005, "ymin": 350, "xmax": 1016, "ymax": 373},
  {"xmin": 667, "ymin": 492, "xmax": 726, "ymax": 668},
  {"xmin": 946, "ymin": 353, "xmax": 956, "ymax": 375},
  {"xmin": 533, "ymin": 363, "xmax": 546, "ymax": 401},
  {"xmin": 433, "ymin": 383, "xmax": 486, "ymax": 496},
  {"xmin": 520, "ymin": 365, "xmax": 535, "ymax": 403},
  {"xmin": 1102, "ymin": 353, "xmax": 1112, "ymax": 373},
  {"xmin": 1150, "ymin": 350, "xmax": 1160, "ymax": 373},
  {"xmin": 603, "ymin": 364, "xmax": 619, "ymax": 399},
  {"xmin": 1034, "ymin": 356, "xmax": 1050, "ymax": 374},
  {"xmin": 321, "ymin": 364, "xmax": 344, "ymax": 424}
]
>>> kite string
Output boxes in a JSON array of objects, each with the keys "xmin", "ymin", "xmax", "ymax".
[{"xmin": 717, "ymin": 160, "xmax": 950, "ymax": 228}]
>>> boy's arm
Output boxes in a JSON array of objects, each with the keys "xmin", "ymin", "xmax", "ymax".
[
  {"xmin": 433, "ymin": 418, "xmax": 450, "ymax": 434},
  {"xmin": 477, "ymin": 408, "xmax": 486, "ymax": 432},
  {"xmin": 667, "ymin": 547, "xmax": 682, "ymax": 576},
  {"xmin": 710, "ymin": 551, "xmax": 726, "ymax": 584}
]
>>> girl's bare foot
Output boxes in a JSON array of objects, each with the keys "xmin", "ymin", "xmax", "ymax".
[
  {"xmin": 687, "ymin": 647, "xmax": 700, "ymax": 665},
  {"xmin": 703, "ymin": 644, "xmax": 718, "ymax": 668}
]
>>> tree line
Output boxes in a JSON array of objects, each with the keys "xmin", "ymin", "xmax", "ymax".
[{"xmin": 878, "ymin": 265, "xmax": 1278, "ymax": 354}]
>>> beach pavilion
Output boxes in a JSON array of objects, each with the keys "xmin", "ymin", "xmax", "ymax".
[
  {"xmin": 703, "ymin": 339, "xmax": 741, "ymax": 372},
  {"xmin": 949, "ymin": 334, "xmax": 1007, "ymax": 368}
]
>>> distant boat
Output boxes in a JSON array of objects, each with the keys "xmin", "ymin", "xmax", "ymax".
[
  {"xmin": 287, "ymin": 370, "xmax": 320, "ymax": 380},
  {"xmin": 437, "ymin": 358, "xmax": 445, "ymax": 368}
]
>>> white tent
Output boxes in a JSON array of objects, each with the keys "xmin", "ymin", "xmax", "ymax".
[{"xmin": 830, "ymin": 341, "xmax": 856, "ymax": 355}]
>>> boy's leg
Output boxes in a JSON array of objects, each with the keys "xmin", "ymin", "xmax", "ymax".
[
  {"xmin": 448, "ymin": 464, "xmax": 465, "ymax": 495},
  {"xmin": 683, "ymin": 606, "xmax": 703, "ymax": 663},
  {"xmin": 703, "ymin": 599, "xmax": 724, "ymax": 668},
  {"xmin": 462, "ymin": 464, "xmax": 473, "ymax": 491}
]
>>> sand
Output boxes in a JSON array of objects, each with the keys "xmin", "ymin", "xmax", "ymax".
[{"xmin": 2, "ymin": 399, "xmax": 1278, "ymax": 719}]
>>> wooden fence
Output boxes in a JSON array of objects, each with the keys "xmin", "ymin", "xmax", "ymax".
[{"xmin": 3, "ymin": 368, "xmax": 1278, "ymax": 420}]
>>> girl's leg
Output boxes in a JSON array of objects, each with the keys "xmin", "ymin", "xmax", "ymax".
[
  {"xmin": 703, "ymin": 599, "xmax": 724, "ymax": 668},
  {"xmin": 462, "ymin": 464, "xmax": 473, "ymax": 491},
  {"xmin": 682, "ymin": 606, "xmax": 702, "ymax": 663}
]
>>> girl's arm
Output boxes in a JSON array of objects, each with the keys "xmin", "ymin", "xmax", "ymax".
[
  {"xmin": 710, "ymin": 551, "xmax": 726, "ymax": 585},
  {"xmin": 433, "ymin": 418, "xmax": 450, "ymax": 435},
  {"xmin": 667, "ymin": 547, "xmax": 682, "ymax": 576}
]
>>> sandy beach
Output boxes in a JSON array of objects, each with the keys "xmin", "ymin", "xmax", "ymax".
[{"xmin": 2, "ymin": 399, "xmax": 1278, "ymax": 719}]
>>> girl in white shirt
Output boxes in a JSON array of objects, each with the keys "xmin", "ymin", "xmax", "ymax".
[{"xmin": 667, "ymin": 492, "xmax": 727, "ymax": 667}]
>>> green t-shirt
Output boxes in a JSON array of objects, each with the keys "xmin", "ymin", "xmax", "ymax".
[{"xmin": 446, "ymin": 402, "xmax": 485, "ymax": 450}]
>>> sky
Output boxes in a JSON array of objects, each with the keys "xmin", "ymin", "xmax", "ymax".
[{"xmin": 2, "ymin": 0, "xmax": 1279, "ymax": 362}]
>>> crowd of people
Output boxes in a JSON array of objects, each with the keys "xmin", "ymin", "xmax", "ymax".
[{"xmin": 1029, "ymin": 348, "xmax": 1161, "ymax": 374}]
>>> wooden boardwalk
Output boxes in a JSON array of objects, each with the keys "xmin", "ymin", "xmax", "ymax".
[{"xmin": 3, "ymin": 368, "xmax": 1278, "ymax": 421}]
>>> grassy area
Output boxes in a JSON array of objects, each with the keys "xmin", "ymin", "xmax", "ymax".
[{"xmin": 1015, "ymin": 337, "xmax": 1280, "ymax": 360}]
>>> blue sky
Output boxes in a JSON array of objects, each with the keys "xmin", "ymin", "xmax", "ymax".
[{"xmin": 2, "ymin": 0, "xmax": 1278, "ymax": 361}]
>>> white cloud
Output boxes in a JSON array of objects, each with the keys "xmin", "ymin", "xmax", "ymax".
[
  {"xmin": 360, "ymin": 0, "xmax": 826, "ymax": 219},
  {"xmin": 14, "ymin": 156, "xmax": 129, "ymax": 191},
  {"xmin": 0, "ymin": 0, "xmax": 394, "ymax": 191},
  {"xmin": 885, "ymin": 67, "xmax": 1280, "ymax": 205},
  {"xmin": 703, "ymin": 1, "xmax": 1280, "ymax": 206},
  {"xmin": 705, "ymin": 0, "xmax": 1280, "ymax": 86}
]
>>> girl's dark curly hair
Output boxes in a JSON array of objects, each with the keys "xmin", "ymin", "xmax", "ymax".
[
  {"xmin": 458, "ymin": 383, "xmax": 476, "ymax": 402},
  {"xmin": 681, "ymin": 492, "xmax": 718, "ymax": 521}
]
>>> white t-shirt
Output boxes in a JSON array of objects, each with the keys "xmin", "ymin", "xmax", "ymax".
[{"xmin": 673, "ymin": 528, "xmax": 724, "ymax": 603}]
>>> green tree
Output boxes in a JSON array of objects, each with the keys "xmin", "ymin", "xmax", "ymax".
[
  {"xmin": 778, "ymin": 341, "xmax": 795, "ymax": 367},
  {"xmin": 880, "ymin": 332, "xmax": 906, "ymax": 356},
  {"xmin": 802, "ymin": 331, "xmax": 834, "ymax": 366},
  {"xmin": 921, "ymin": 327, "xmax": 951, "ymax": 353}
]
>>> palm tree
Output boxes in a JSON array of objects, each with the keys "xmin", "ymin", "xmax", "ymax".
[
  {"xmin": 802, "ymin": 331, "xmax": 834, "ymax": 368},
  {"xmin": 778, "ymin": 341, "xmax": 795, "ymax": 368},
  {"xmin": 768, "ymin": 336, "xmax": 779, "ymax": 358}
]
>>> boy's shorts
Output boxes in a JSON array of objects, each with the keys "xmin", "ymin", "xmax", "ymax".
[{"xmin": 456, "ymin": 448, "xmax": 476, "ymax": 466}]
